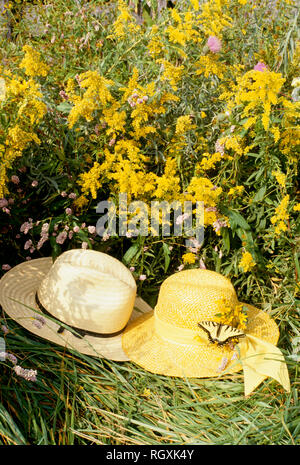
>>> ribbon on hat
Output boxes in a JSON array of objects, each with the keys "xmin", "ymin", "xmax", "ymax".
[
  {"xmin": 154, "ymin": 310, "xmax": 290, "ymax": 395},
  {"xmin": 237, "ymin": 334, "xmax": 290, "ymax": 396}
]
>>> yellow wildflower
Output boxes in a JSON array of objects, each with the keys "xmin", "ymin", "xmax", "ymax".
[
  {"xmin": 197, "ymin": 152, "xmax": 222, "ymax": 172},
  {"xmin": 270, "ymin": 195, "xmax": 290, "ymax": 234},
  {"xmin": 78, "ymin": 162, "xmax": 102, "ymax": 199},
  {"xmin": 215, "ymin": 300, "xmax": 248, "ymax": 330},
  {"xmin": 154, "ymin": 158, "xmax": 181, "ymax": 201},
  {"xmin": 272, "ymin": 170, "xmax": 286, "ymax": 188},
  {"xmin": 175, "ymin": 115, "xmax": 195, "ymax": 135},
  {"xmin": 19, "ymin": 45, "xmax": 49, "ymax": 77},
  {"xmin": 157, "ymin": 59, "xmax": 184, "ymax": 91},
  {"xmin": 239, "ymin": 251, "xmax": 256, "ymax": 273},
  {"xmin": 182, "ymin": 252, "xmax": 196, "ymax": 264},
  {"xmin": 234, "ymin": 69, "xmax": 286, "ymax": 132},
  {"xmin": 142, "ymin": 388, "xmax": 151, "ymax": 398},
  {"xmin": 293, "ymin": 203, "xmax": 300, "ymax": 212},
  {"xmin": 228, "ymin": 185, "xmax": 245, "ymax": 196},
  {"xmin": 107, "ymin": 0, "xmax": 141, "ymax": 40}
]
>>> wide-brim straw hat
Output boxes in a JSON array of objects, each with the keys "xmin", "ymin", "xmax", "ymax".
[
  {"xmin": 0, "ymin": 249, "xmax": 152, "ymax": 361},
  {"xmin": 122, "ymin": 269, "xmax": 290, "ymax": 395}
]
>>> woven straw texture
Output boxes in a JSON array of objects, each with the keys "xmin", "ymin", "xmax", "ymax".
[
  {"xmin": 122, "ymin": 269, "xmax": 280, "ymax": 377},
  {"xmin": 0, "ymin": 253, "xmax": 152, "ymax": 361}
]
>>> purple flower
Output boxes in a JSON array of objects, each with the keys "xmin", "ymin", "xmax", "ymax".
[
  {"xmin": 7, "ymin": 353, "xmax": 17, "ymax": 365},
  {"xmin": 56, "ymin": 231, "xmax": 68, "ymax": 245},
  {"xmin": 0, "ymin": 199, "xmax": 8, "ymax": 208},
  {"xmin": 32, "ymin": 315, "xmax": 46, "ymax": 329},
  {"xmin": 0, "ymin": 351, "xmax": 17, "ymax": 365},
  {"xmin": 20, "ymin": 220, "xmax": 33, "ymax": 234},
  {"xmin": 254, "ymin": 62, "xmax": 267, "ymax": 72},
  {"xmin": 13, "ymin": 365, "xmax": 37, "ymax": 382},
  {"xmin": 11, "ymin": 175, "xmax": 20, "ymax": 185},
  {"xmin": 217, "ymin": 356, "xmax": 228, "ymax": 372},
  {"xmin": 1, "ymin": 325, "xmax": 9, "ymax": 335},
  {"xmin": 207, "ymin": 36, "xmax": 222, "ymax": 53},
  {"xmin": 24, "ymin": 239, "xmax": 33, "ymax": 250},
  {"xmin": 2, "ymin": 264, "xmax": 11, "ymax": 271}
]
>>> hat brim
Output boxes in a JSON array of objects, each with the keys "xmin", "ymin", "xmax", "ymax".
[
  {"xmin": 122, "ymin": 305, "xmax": 280, "ymax": 377},
  {"xmin": 0, "ymin": 258, "xmax": 153, "ymax": 361}
]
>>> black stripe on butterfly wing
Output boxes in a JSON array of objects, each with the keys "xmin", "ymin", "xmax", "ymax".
[
  {"xmin": 198, "ymin": 321, "xmax": 245, "ymax": 346},
  {"xmin": 217, "ymin": 325, "xmax": 245, "ymax": 346},
  {"xmin": 198, "ymin": 321, "xmax": 221, "ymax": 344}
]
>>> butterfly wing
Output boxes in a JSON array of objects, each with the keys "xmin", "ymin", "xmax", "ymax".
[{"xmin": 198, "ymin": 321, "xmax": 245, "ymax": 346}]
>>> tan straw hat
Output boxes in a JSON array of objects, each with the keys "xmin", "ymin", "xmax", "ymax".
[
  {"xmin": 0, "ymin": 249, "xmax": 152, "ymax": 360},
  {"xmin": 122, "ymin": 269, "xmax": 290, "ymax": 395}
]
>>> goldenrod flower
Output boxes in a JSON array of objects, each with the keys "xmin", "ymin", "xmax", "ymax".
[
  {"xmin": 182, "ymin": 252, "xmax": 196, "ymax": 264},
  {"xmin": 239, "ymin": 251, "xmax": 256, "ymax": 273}
]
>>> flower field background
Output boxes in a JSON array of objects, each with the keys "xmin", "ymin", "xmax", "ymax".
[{"xmin": 0, "ymin": 0, "xmax": 299, "ymax": 445}]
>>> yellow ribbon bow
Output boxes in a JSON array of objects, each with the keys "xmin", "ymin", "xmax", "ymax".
[{"xmin": 238, "ymin": 334, "xmax": 290, "ymax": 396}]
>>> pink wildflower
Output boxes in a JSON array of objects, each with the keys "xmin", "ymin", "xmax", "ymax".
[
  {"xmin": 81, "ymin": 241, "xmax": 88, "ymax": 249},
  {"xmin": 13, "ymin": 365, "xmax": 37, "ymax": 382},
  {"xmin": 41, "ymin": 223, "xmax": 49, "ymax": 234},
  {"xmin": 31, "ymin": 180, "xmax": 38, "ymax": 187},
  {"xmin": 32, "ymin": 315, "xmax": 46, "ymax": 329},
  {"xmin": 0, "ymin": 199, "xmax": 8, "ymax": 208},
  {"xmin": 254, "ymin": 62, "xmax": 267, "ymax": 72},
  {"xmin": 11, "ymin": 175, "xmax": 20, "ymax": 185},
  {"xmin": 60, "ymin": 191, "xmax": 67, "ymax": 197},
  {"xmin": 56, "ymin": 231, "xmax": 68, "ymax": 244},
  {"xmin": 73, "ymin": 226, "xmax": 80, "ymax": 233},
  {"xmin": 207, "ymin": 36, "xmax": 222, "ymax": 53},
  {"xmin": 68, "ymin": 192, "xmax": 76, "ymax": 199},
  {"xmin": 199, "ymin": 258, "xmax": 206, "ymax": 269},
  {"xmin": 1, "ymin": 325, "xmax": 9, "ymax": 335},
  {"xmin": 20, "ymin": 220, "xmax": 33, "ymax": 234},
  {"xmin": 88, "ymin": 225, "xmax": 96, "ymax": 234},
  {"xmin": 217, "ymin": 356, "xmax": 228, "ymax": 372},
  {"xmin": 65, "ymin": 208, "xmax": 72, "ymax": 215},
  {"xmin": 2, "ymin": 264, "xmax": 11, "ymax": 271},
  {"xmin": 129, "ymin": 266, "xmax": 135, "ymax": 272},
  {"xmin": 59, "ymin": 90, "xmax": 68, "ymax": 100},
  {"xmin": 24, "ymin": 239, "xmax": 33, "ymax": 250},
  {"xmin": 139, "ymin": 274, "xmax": 147, "ymax": 281}
]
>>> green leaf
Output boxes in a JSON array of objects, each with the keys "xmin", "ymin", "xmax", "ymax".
[
  {"xmin": 56, "ymin": 102, "xmax": 72, "ymax": 114},
  {"xmin": 221, "ymin": 227, "xmax": 231, "ymax": 253},
  {"xmin": 162, "ymin": 243, "xmax": 171, "ymax": 272},
  {"xmin": 222, "ymin": 207, "xmax": 250, "ymax": 231},
  {"xmin": 252, "ymin": 186, "xmax": 266, "ymax": 203},
  {"xmin": 122, "ymin": 243, "xmax": 140, "ymax": 265}
]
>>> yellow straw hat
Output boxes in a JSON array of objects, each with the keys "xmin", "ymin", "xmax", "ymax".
[
  {"xmin": 0, "ymin": 249, "xmax": 152, "ymax": 361},
  {"xmin": 122, "ymin": 269, "xmax": 290, "ymax": 395}
]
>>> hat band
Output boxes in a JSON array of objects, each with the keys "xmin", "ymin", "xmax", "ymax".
[
  {"xmin": 35, "ymin": 292, "xmax": 126, "ymax": 339},
  {"xmin": 154, "ymin": 309, "xmax": 207, "ymax": 346}
]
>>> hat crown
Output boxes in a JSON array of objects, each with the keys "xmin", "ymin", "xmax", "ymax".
[
  {"xmin": 155, "ymin": 269, "xmax": 238, "ymax": 329},
  {"xmin": 38, "ymin": 249, "xmax": 137, "ymax": 333}
]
